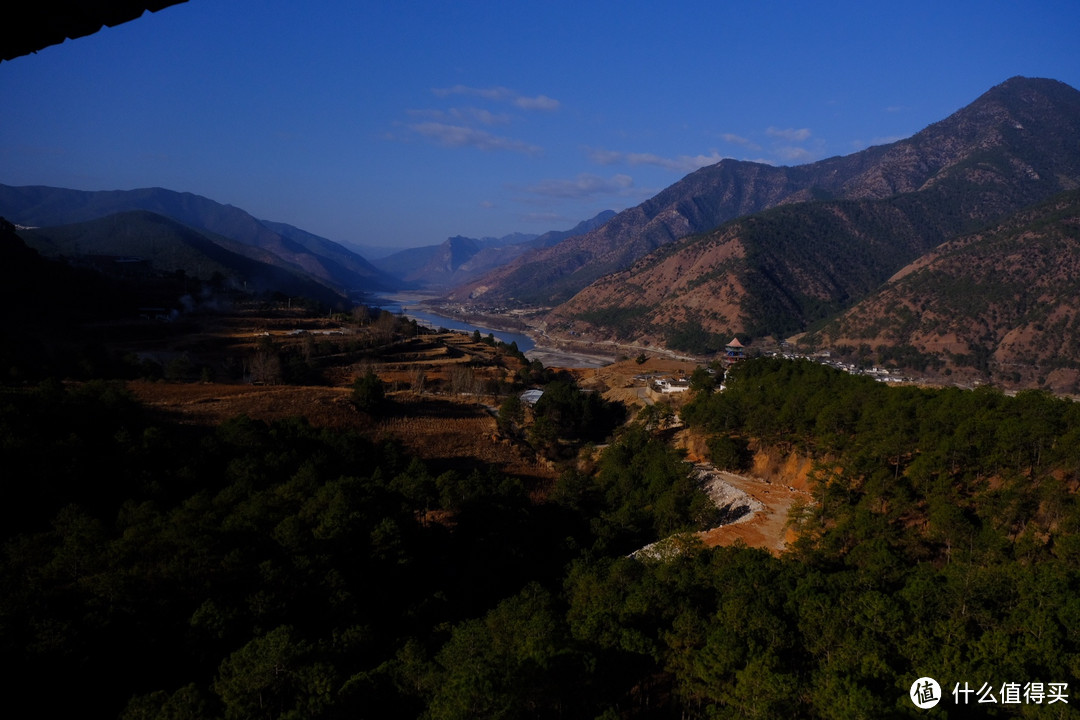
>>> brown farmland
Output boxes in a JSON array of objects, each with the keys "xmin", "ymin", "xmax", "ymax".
[{"xmin": 121, "ymin": 306, "xmax": 798, "ymax": 552}]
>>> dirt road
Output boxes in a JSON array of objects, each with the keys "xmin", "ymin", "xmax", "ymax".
[{"xmin": 695, "ymin": 466, "xmax": 809, "ymax": 554}]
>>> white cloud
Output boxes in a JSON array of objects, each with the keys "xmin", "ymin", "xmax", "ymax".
[
  {"xmin": 407, "ymin": 107, "xmax": 510, "ymax": 125},
  {"xmin": 526, "ymin": 173, "xmax": 635, "ymax": 199},
  {"xmin": 586, "ymin": 148, "xmax": 624, "ymax": 166},
  {"xmin": 650, "ymin": 152, "xmax": 725, "ymax": 172},
  {"xmin": 514, "ymin": 94, "xmax": 560, "ymax": 111},
  {"xmin": 586, "ymin": 147, "xmax": 726, "ymax": 173},
  {"xmin": 721, "ymin": 133, "xmax": 761, "ymax": 150},
  {"xmin": 588, "ymin": 131, "xmax": 828, "ymax": 169},
  {"xmin": 453, "ymin": 107, "xmax": 510, "ymax": 125},
  {"xmin": 431, "ymin": 85, "xmax": 559, "ymax": 111},
  {"xmin": 433, "ymin": 84, "xmax": 512, "ymax": 101},
  {"xmin": 773, "ymin": 145, "xmax": 816, "ymax": 163},
  {"xmin": 408, "ymin": 122, "xmax": 542, "ymax": 156},
  {"xmin": 402, "ymin": 86, "xmax": 557, "ymax": 157},
  {"xmin": 766, "ymin": 127, "xmax": 812, "ymax": 142}
]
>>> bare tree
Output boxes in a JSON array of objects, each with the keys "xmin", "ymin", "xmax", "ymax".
[
  {"xmin": 410, "ymin": 366, "xmax": 427, "ymax": 395},
  {"xmin": 301, "ymin": 334, "xmax": 316, "ymax": 364},
  {"xmin": 449, "ymin": 365, "xmax": 480, "ymax": 396},
  {"xmin": 372, "ymin": 311, "xmax": 398, "ymax": 346},
  {"xmin": 249, "ymin": 346, "xmax": 283, "ymax": 384}
]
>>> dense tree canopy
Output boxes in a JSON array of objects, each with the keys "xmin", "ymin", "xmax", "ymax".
[{"xmin": 4, "ymin": 358, "xmax": 1080, "ymax": 717}]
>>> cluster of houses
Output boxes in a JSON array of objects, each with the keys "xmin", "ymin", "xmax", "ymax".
[
  {"xmin": 761, "ymin": 346, "xmax": 909, "ymax": 383},
  {"xmin": 518, "ymin": 336, "xmax": 910, "ymax": 411},
  {"xmin": 722, "ymin": 337, "xmax": 909, "ymax": 386}
]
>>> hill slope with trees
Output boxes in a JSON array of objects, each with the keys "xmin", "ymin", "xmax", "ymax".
[
  {"xmin": 4, "ymin": 355, "xmax": 1080, "ymax": 718},
  {"xmin": 805, "ymin": 189, "xmax": 1080, "ymax": 392},
  {"xmin": 540, "ymin": 77, "xmax": 1080, "ymax": 370},
  {"xmin": 451, "ymin": 77, "xmax": 1080, "ymax": 311}
]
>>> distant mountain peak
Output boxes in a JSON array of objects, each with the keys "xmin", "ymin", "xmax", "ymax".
[{"xmin": 372, "ymin": 210, "xmax": 617, "ymax": 289}]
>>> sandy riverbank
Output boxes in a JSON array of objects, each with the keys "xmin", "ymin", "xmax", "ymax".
[{"xmin": 524, "ymin": 345, "xmax": 615, "ymax": 368}]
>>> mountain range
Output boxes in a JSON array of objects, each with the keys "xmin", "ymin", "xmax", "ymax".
[
  {"xmin": 0, "ymin": 184, "xmax": 400, "ymax": 300},
  {"xmin": 455, "ymin": 77, "xmax": 1080, "ymax": 313},
  {"xmin": 372, "ymin": 210, "xmax": 616, "ymax": 289},
  {"xmin": 453, "ymin": 76, "xmax": 1080, "ymax": 389},
  {"xmin": 0, "ymin": 183, "xmax": 617, "ymax": 302},
  {"xmin": 14, "ymin": 210, "xmax": 348, "ymax": 306}
]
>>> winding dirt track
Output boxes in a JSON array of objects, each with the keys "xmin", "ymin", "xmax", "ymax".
[{"xmin": 695, "ymin": 467, "xmax": 809, "ymax": 554}]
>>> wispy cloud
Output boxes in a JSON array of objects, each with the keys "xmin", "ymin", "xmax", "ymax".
[
  {"xmin": 431, "ymin": 85, "xmax": 560, "ymax": 111},
  {"xmin": 586, "ymin": 147, "xmax": 726, "ymax": 173},
  {"xmin": 586, "ymin": 148, "xmax": 624, "ymax": 165},
  {"xmin": 766, "ymin": 126, "xmax": 812, "ymax": 142},
  {"xmin": 514, "ymin": 94, "xmax": 560, "ymax": 111},
  {"xmin": 526, "ymin": 173, "xmax": 636, "ymax": 199},
  {"xmin": 773, "ymin": 145, "xmax": 816, "ymax": 163},
  {"xmin": 721, "ymin": 133, "xmax": 761, "ymax": 150},
  {"xmin": 402, "ymin": 84, "xmax": 558, "ymax": 155},
  {"xmin": 433, "ymin": 85, "xmax": 511, "ymax": 100},
  {"xmin": 701, "ymin": 126, "xmax": 823, "ymax": 165},
  {"xmin": 408, "ymin": 122, "xmax": 542, "ymax": 156},
  {"xmin": 408, "ymin": 107, "xmax": 511, "ymax": 126}
]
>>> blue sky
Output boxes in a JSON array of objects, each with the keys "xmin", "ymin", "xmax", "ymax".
[{"xmin": 2, "ymin": 1, "xmax": 1079, "ymax": 251}]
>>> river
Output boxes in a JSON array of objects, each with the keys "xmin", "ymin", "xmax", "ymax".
[
  {"xmin": 367, "ymin": 292, "xmax": 614, "ymax": 368},
  {"xmin": 368, "ymin": 292, "xmax": 535, "ymax": 352}
]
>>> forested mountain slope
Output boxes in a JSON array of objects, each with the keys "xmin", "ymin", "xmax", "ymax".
[
  {"xmin": 542, "ymin": 78, "xmax": 1080, "ymax": 359},
  {"xmin": 451, "ymin": 77, "xmax": 1080, "ymax": 308},
  {"xmin": 806, "ymin": 189, "xmax": 1080, "ymax": 392},
  {"xmin": 5, "ymin": 357, "xmax": 1080, "ymax": 717}
]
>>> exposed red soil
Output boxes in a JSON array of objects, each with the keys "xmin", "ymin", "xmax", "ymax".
[{"xmin": 678, "ymin": 430, "xmax": 815, "ymax": 555}]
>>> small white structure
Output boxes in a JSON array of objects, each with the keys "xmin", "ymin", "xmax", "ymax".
[
  {"xmin": 654, "ymin": 378, "xmax": 690, "ymax": 394},
  {"xmin": 520, "ymin": 389, "xmax": 544, "ymax": 405}
]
